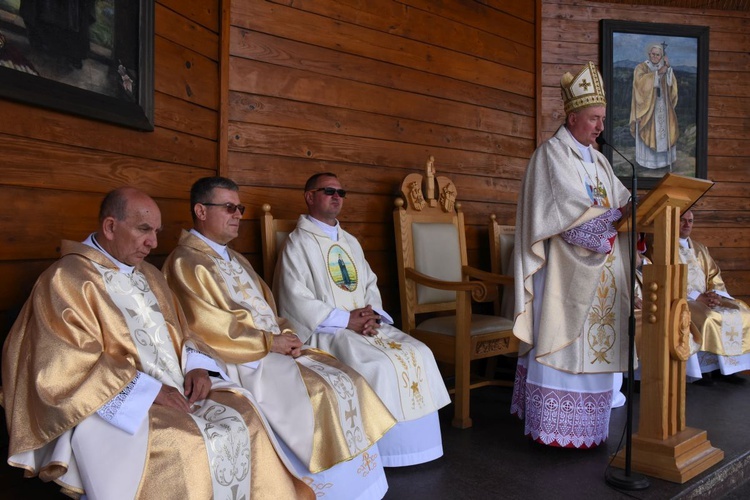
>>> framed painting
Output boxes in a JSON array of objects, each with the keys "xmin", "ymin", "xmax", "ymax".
[
  {"xmin": 600, "ymin": 20, "xmax": 709, "ymax": 189},
  {"xmin": 0, "ymin": 0, "xmax": 154, "ymax": 131}
]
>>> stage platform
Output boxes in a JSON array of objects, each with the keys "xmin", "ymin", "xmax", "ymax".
[
  {"xmin": 385, "ymin": 373, "xmax": 750, "ymax": 499},
  {"xmin": 2, "ymin": 373, "xmax": 750, "ymax": 499}
]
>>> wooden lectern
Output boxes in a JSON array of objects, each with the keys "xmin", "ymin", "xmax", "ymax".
[{"xmin": 612, "ymin": 173, "xmax": 723, "ymax": 483}]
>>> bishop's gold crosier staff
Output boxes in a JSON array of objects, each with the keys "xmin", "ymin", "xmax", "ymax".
[{"xmin": 661, "ymin": 40, "xmax": 673, "ymax": 172}]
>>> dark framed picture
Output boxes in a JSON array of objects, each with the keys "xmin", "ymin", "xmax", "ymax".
[
  {"xmin": 600, "ymin": 20, "xmax": 709, "ymax": 189},
  {"xmin": 0, "ymin": 0, "xmax": 154, "ymax": 131}
]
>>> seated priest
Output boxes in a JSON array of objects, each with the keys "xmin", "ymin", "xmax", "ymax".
[
  {"xmin": 274, "ymin": 172, "xmax": 451, "ymax": 467},
  {"xmin": 162, "ymin": 176, "xmax": 396, "ymax": 500},
  {"xmin": 679, "ymin": 210, "xmax": 750, "ymax": 384},
  {"xmin": 1, "ymin": 187, "xmax": 313, "ymax": 499}
]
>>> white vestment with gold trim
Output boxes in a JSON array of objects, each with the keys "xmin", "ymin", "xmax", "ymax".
[
  {"xmin": 275, "ymin": 215, "xmax": 451, "ymax": 466},
  {"xmin": 511, "ymin": 126, "xmax": 631, "ymax": 448}
]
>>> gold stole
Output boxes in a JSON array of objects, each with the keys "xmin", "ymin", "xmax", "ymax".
[
  {"xmin": 583, "ymin": 252, "xmax": 623, "ymax": 368},
  {"xmin": 213, "ymin": 254, "xmax": 371, "ymax": 452},
  {"xmin": 211, "ymin": 255, "xmax": 281, "ymax": 334},
  {"xmin": 573, "ymin": 168, "xmax": 624, "ymax": 370},
  {"xmin": 295, "ymin": 355, "xmax": 367, "ymax": 456},
  {"xmin": 311, "ymin": 235, "xmax": 434, "ymax": 419},
  {"xmin": 93, "ymin": 263, "xmax": 252, "ymax": 496}
]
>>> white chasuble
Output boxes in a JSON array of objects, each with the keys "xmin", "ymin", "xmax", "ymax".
[
  {"xmin": 94, "ymin": 263, "xmax": 251, "ymax": 497},
  {"xmin": 310, "ymin": 234, "xmax": 437, "ymax": 421},
  {"xmin": 275, "ymin": 217, "xmax": 449, "ymax": 466},
  {"xmin": 535, "ymin": 156, "xmax": 628, "ymax": 374},
  {"xmin": 512, "ymin": 126, "xmax": 632, "ymax": 448}
]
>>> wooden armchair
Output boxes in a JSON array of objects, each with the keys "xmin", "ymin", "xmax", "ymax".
[
  {"xmin": 488, "ymin": 215, "xmax": 515, "ymax": 320},
  {"xmin": 393, "ymin": 158, "xmax": 518, "ymax": 428},
  {"xmin": 260, "ymin": 204, "xmax": 297, "ymax": 285}
]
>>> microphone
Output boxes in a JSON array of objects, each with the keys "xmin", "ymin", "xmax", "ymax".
[
  {"xmin": 597, "ymin": 135, "xmax": 649, "ymax": 490},
  {"xmin": 596, "ymin": 135, "xmax": 635, "ymax": 171}
]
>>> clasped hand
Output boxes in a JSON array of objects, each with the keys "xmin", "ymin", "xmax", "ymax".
[
  {"xmin": 154, "ymin": 368, "xmax": 211, "ymax": 412},
  {"xmin": 348, "ymin": 305, "xmax": 381, "ymax": 337},
  {"xmin": 271, "ymin": 332, "xmax": 303, "ymax": 358},
  {"xmin": 698, "ymin": 291, "xmax": 722, "ymax": 309}
]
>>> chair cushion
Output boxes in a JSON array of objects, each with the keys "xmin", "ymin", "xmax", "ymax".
[
  {"xmin": 412, "ymin": 222, "xmax": 462, "ymax": 304},
  {"xmin": 417, "ymin": 314, "xmax": 514, "ymax": 336}
]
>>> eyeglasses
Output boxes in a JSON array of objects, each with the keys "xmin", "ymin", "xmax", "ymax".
[
  {"xmin": 202, "ymin": 202, "xmax": 246, "ymax": 215},
  {"xmin": 311, "ymin": 187, "xmax": 347, "ymax": 198}
]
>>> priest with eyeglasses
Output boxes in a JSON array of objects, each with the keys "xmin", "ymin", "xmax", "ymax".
[{"xmin": 163, "ymin": 176, "xmax": 396, "ymax": 500}]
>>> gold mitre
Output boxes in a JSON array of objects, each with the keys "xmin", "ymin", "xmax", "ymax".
[{"xmin": 560, "ymin": 61, "xmax": 607, "ymax": 114}]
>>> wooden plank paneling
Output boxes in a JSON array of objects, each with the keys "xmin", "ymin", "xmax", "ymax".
[
  {"xmin": 158, "ymin": 0, "xmax": 220, "ymax": 33},
  {"xmin": 227, "ymin": 122, "xmax": 528, "ymax": 179},
  {"xmin": 155, "ymin": 35, "xmax": 220, "ymax": 110},
  {"xmin": 0, "ymin": 100, "xmax": 218, "ymax": 168},
  {"xmin": 399, "ymin": 0, "xmax": 535, "ymax": 47},
  {"xmin": 271, "ymin": 0, "xmax": 536, "ymax": 65},
  {"xmin": 228, "ymin": 58, "xmax": 534, "ymax": 140},
  {"xmin": 709, "ymin": 156, "xmax": 750, "ymax": 182},
  {"xmin": 156, "ymin": 2, "xmax": 220, "ymax": 61},
  {"xmin": 709, "ymin": 96, "xmax": 750, "ymax": 118},
  {"xmin": 227, "ymin": 92, "xmax": 534, "ymax": 157},
  {"xmin": 229, "ymin": 28, "xmax": 534, "ymax": 116},
  {"xmin": 0, "ymin": 133, "xmax": 214, "ymax": 196},
  {"xmin": 154, "ymin": 92, "xmax": 219, "ymax": 141},
  {"xmin": 231, "ymin": 0, "xmax": 534, "ymax": 97}
]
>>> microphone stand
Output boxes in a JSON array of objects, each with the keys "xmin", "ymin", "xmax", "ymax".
[{"xmin": 598, "ymin": 135, "xmax": 650, "ymax": 491}]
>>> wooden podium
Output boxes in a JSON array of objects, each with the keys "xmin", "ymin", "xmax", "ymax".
[{"xmin": 611, "ymin": 173, "xmax": 723, "ymax": 483}]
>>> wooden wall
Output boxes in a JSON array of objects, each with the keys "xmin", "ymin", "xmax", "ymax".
[
  {"xmin": 541, "ymin": 0, "xmax": 750, "ymax": 302},
  {"xmin": 2, "ymin": 0, "xmax": 749, "ymax": 335},
  {"xmin": 0, "ymin": 0, "xmax": 223, "ymax": 335},
  {"xmin": 226, "ymin": 0, "xmax": 538, "ymax": 313}
]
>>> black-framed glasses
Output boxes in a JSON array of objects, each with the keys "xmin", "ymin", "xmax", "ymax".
[
  {"xmin": 202, "ymin": 202, "xmax": 246, "ymax": 215},
  {"xmin": 311, "ymin": 187, "xmax": 347, "ymax": 198}
]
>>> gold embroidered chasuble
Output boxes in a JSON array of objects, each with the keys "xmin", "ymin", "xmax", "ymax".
[
  {"xmin": 680, "ymin": 238, "xmax": 750, "ymax": 356},
  {"xmin": 1, "ymin": 241, "xmax": 312, "ymax": 499},
  {"xmin": 162, "ymin": 231, "xmax": 395, "ymax": 473},
  {"xmin": 275, "ymin": 216, "xmax": 450, "ymax": 422},
  {"xmin": 514, "ymin": 125, "xmax": 632, "ymax": 374}
]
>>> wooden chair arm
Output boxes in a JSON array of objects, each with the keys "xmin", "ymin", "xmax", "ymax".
[
  {"xmin": 405, "ymin": 267, "xmax": 489, "ymax": 302},
  {"xmin": 463, "ymin": 265, "xmax": 514, "ymax": 287}
]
